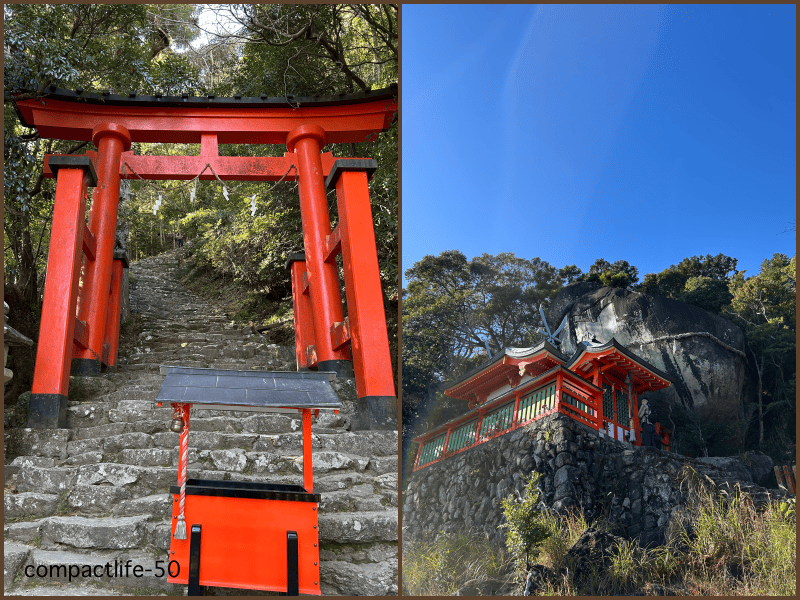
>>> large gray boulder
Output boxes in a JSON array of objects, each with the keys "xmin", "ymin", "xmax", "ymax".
[
  {"xmin": 696, "ymin": 451, "xmax": 775, "ymax": 488},
  {"xmin": 548, "ymin": 284, "xmax": 747, "ymax": 422}
]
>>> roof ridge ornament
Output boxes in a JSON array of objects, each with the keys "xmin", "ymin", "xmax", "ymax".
[{"xmin": 536, "ymin": 304, "xmax": 567, "ymax": 346}]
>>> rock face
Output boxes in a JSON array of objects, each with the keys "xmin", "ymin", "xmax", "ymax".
[
  {"xmin": 696, "ymin": 451, "xmax": 775, "ymax": 488},
  {"xmin": 547, "ymin": 283, "xmax": 747, "ymax": 421},
  {"xmin": 563, "ymin": 527, "xmax": 629, "ymax": 594},
  {"xmin": 403, "ymin": 413, "xmax": 786, "ymax": 550}
]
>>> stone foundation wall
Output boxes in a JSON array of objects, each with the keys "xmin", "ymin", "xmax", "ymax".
[{"xmin": 403, "ymin": 413, "xmax": 768, "ymax": 548}]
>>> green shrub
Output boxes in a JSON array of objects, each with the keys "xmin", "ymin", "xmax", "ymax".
[
  {"xmin": 498, "ymin": 472, "xmax": 551, "ymax": 570},
  {"xmin": 533, "ymin": 507, "xmax": 588, "ymax": 570}
]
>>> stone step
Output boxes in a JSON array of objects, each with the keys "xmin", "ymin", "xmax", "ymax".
[
  {"xmin": 17, "ymin": 548, "xmax": 176, "ymax": 592},
  {"xmin": 6, "ymin": 584, "xmax": 137, "ymax": 595},
  {"xmin": 102, "ymin": 389, "xmax": 161, "ymax": 403},
  {"xmin": 13, "ymin": 452, "xmax": 386, "ymax": 500},
  {"xmin": 4, "ymin": 246, "xmax": 398, "ymax": 596},
  {"xmin": 4, "ymin": 541, "xmax": 33, "ymax": 591},
  {"xmin": 318, "ymin": 510, "xmax": 398, "ymax": 544},
  {"xmin": 15, "ymin": 515, "xmax": 151, "ymax": 551},
  {"xmin": 4, "ymin": 492, "xmax": 59, "ymax": 520},
  {"xmin": 10, "ymin": 419, "xmax": 381, "ymax": 460},
  {"xmin": 6, "ymin": 429, "xmax": 70, "ymax": 461},
  {"xmin": 66, "ymin": 404, "xmax": 113, "ymax": 429}
]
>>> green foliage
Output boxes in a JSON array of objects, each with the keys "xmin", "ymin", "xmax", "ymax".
[
  {"xmin": 226, "ymin": 4, "xmax": 398, "ymax": 97},
  {"xmin": 639, "ymin": 253, "xmax": 738, "ymax": 313},
  {"xmin": 3, "ymin": 3, "xmax": 202, "ymax": 334},
  {"xmin": 402, "ymin": 531, "xmax": 511, "ymax": 596},
  {"xmin": 531, "ymin": 508, "xmax": 588, "ymax": 571},
  {"xmin": 777, "ymin": 498, "xmax": 795, "ymax": 521},
  {"xmin": 4, "ymin": 4, "xmax": 201, "ymax": 99},
  {"xmin": 405, "ymin": 481, "xmax": 795, "ymax": 596},
  {"xmin": 4, "ymin": 5, "xmax": 398, "ymax": 399},
  {"xmin": 725, "ymin": 254, "xmax": 796, "ymax": 451},
  {"xmin": 402, "ymin": 251, "xmax": 564, "ymax": 398},
  {"xmin": 558, "ymin": 264, "xmax": 583, "ymax": 283},
  {"xmin": 583, "ymin": 258, "xmax": 639, "ymax": 288},
  {"xmin": 499, "ymin": 473, "xmax": 551, "ymax": 570},
  {"xmin": 681, "ymin": 276, "xmax": 732, "ymax": 313}
]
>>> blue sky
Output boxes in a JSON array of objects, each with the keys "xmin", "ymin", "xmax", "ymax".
[{"xmin": 402, "ymin": 4, "xmax": 796, "ymax": 284}]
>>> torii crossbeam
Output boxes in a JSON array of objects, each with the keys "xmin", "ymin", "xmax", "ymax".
[{"xmin": 14, "ymin": 87, "xmax": 397, "ymax": 431}]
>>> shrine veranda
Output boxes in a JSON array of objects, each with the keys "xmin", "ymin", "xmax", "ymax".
[{"xmin": 411, "ymin": 337, "xmax": 672, "ymax": 474}]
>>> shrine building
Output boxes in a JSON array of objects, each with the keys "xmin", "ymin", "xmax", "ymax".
[{"xmin": 412, "ymin": 338, "xmax": 673, "ymax": 471}]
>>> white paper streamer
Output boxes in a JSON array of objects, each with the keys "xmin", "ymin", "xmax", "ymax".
[{"xmin": 121, "ymin": 179, "xmax": 130, "ymax": 203}]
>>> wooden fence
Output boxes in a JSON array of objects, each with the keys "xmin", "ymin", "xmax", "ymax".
[{"xmin": 774, "ymin": 464, "xmax": 796, "ymax": 496}]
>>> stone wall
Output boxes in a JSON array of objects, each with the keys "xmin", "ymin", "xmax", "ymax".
[{"xmin": 403, "ymin": 413, "xmax": 779, "ymax": 548}]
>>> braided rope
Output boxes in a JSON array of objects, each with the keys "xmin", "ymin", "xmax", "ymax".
[
  {"xmin": 121, "ymin": 161, "xmax": 298, "ymax": 198},
  {"xmin": 631, "ymin": 331, "xmax": 746, "ymax": 359},
  {"xmin": 173, "ymin": 404, "xmax": 190, "ymax": 540}
]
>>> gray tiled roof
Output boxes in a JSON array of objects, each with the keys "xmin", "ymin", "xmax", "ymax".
[{"xmin": 156, "ymin": 366, "xmax": 342, "ymax": 412}]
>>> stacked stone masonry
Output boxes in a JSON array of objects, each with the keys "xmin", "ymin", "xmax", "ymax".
[
  {"xmin": 4, "ymin": 246, "xmax": 398, "ymax": 596},
  {"xmin": 403, "ymin": 412, "xmax": 784, "ymax": 549}
]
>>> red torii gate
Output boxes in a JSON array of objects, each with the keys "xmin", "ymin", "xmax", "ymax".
[{"xmin": 14, "ymin": 87, "xmax": 397, "ymax": 431}]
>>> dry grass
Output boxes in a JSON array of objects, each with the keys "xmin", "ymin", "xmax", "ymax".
[
  {"xmin": 401, "ymin": 531, "xmax": 514, "ymax": 596},
  {"xmin": 403, "ymin": 470, "xmax": 796, "ymax": 596}
]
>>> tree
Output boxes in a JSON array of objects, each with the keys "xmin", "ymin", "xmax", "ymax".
[
  {"xmin": 584, "ymin": 258, "xmax": 639, "ymax": 288},
  {"xmin": 174, "ymin": 4, "xmax": 399, "ymax": 384},
  {"xmin": 204, "ymin": 4, "xmax": 397, "ymax": 97},
  {"xmin": 559, "ymin": 264, "xmax": 583, "ymax": 284},
  {"xmin": 4, "ymin": 5, "xmax": 398, "ymax": 407},
  {"xmin": 639, "ymin": 253, "xmax": 738, "ymax": 312},
  {"xmin": 681, "ymin": 276, "xmax": 732, "ymax": 314},
  {"xmin": 499, "ymin": 473, "xmax": 551, "ymax": 570},
  {"xmin": 726, "ymin": 254, "xmax": 796, "ymax": 447},
  {"xmin": 403, "ymin": 251, "xmax": 563, "ymax": 376},
  {"xmin": 402, "ymin": 251, "xmax": 568, "ymax": 437},
  {"xmin": 4, "ymin": 4, "xmax": 201, "ymax": 403},
  {"xmin": 4, "ymin": 3, "xmax": 202, "ymax": 296}
]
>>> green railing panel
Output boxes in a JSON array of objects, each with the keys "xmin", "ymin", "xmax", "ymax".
[
  {"xmin": 447, "ymin": 420, "xmax": 477, "ymax": 453},
  {"xmin": 616, "ymin": 389, "xmax": 629, "ymax": 424},
  {"xmin": 602, "ymin": 383, "xmax": 614, "ymax": 420},
  {"xmin": 418, "ymin": 433, "xmax": 447, "ymax": 466},
  {"xmin": 562, "ymin": 402, "xmax": 595, "ymax": 426},
  {"xmin": 563, "ymin": 391, "xmax": 595, "ymax": 417},
  {"xmin": 479, "ymin": 402, "xmax": 515, "ymax": 439},
  {"xmin": 517, "ymin": 384, "xmax": 556, "ymax": 423}
]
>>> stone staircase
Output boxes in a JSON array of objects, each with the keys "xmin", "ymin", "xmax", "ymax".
[{"xmin": 4, "ymin": 248, "xmax": 398, "ymax": 596}]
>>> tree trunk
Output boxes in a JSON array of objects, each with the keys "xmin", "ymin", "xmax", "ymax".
[
  {"xmin": 757, "ymin": 355, "xmax": 764, "ymax": 445},
  {"xmin": 18, "ymin": 210, "xmax": 39, "ymax": 308},
  {"xmin": 748, "ymin": 346, "xmax": 766, "ymax": 446}
]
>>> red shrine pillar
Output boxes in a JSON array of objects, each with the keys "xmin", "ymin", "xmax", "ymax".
[
  {"xmin": 29, "ymin": 157, "xmax": 97, "ymax": 428},
  {"xmin": 326, "ymin": 159, "xmax": 397, "ymax": 429},
  {"xmin": 286, "ymin": 125, "xmax": 351, "ymax": 376},
  {"xmin": 285, "ymin": 253, "xmax": 317, "ymax": 370},
  {"xmin": 101, "ymin": 253, "xmax": 128, "ymax": 370},
  {"xmin": 72, "ymin": 123, "xmax": 131, "ymax": 375}
]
